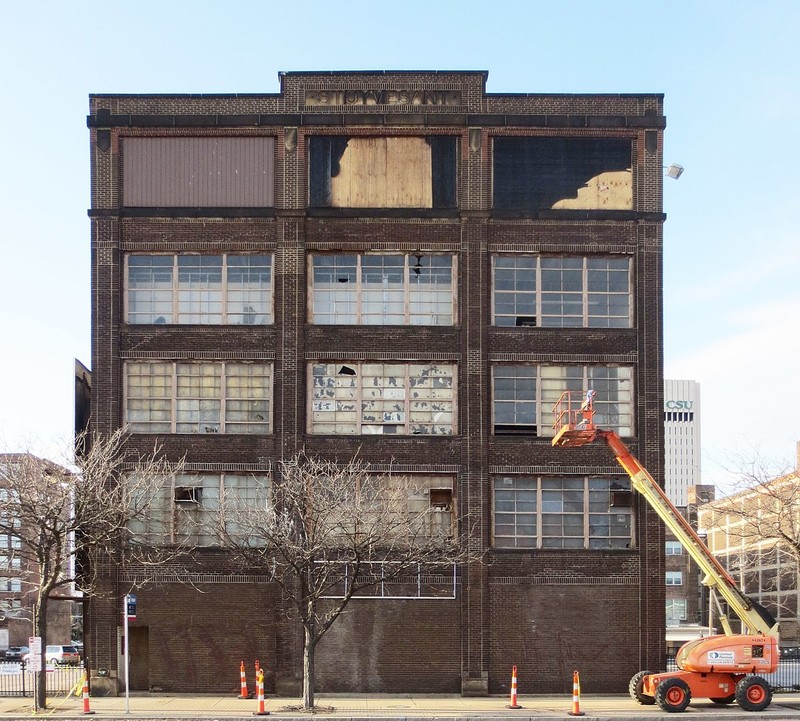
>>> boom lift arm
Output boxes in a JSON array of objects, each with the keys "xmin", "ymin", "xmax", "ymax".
[
  {"xmin": 552, "ymin": 390, "xmax": 779, "ymax": 712},
  {"xmin": 552, "ymin": 391, "xmax": 778, "ymax": 638}
]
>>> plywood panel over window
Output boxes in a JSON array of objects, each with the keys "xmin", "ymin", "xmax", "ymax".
[
  {"xmin": 122, "ymin": 137, "xmax": 275, "ymax": 207},
  {"xmin": 493, "ymin": 137, "xmax": 632, "ymax": 212},
  {"xmin": 309, "ymin": 136, "xmax": 457, "ymax": 208}
]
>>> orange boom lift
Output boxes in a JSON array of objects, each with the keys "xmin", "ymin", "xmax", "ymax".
[{"xmin": 552, "ymin": 391, "xmax": 779, "ymax": 713}]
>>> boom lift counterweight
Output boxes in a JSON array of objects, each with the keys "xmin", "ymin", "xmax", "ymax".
[{"xmin": 552, "ymin": 391, "xmax": 779, "ymax": 713}]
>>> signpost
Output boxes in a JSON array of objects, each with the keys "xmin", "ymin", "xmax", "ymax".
[
  {"xmin": 123, "ymin": 594, "xmax": 136, "ymax": 714},
  {"xmin": 29, "ymin": 636, "xmax": 42, "ymax": 712}
]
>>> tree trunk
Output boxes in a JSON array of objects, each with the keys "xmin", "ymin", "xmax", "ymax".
[
  {"xmin": 34, "ymin": 598, "xmax": 48, "ymax": 710},
  {"xmin": 302, "ymin": 627, "xmax": 315, "ymax": 709}
]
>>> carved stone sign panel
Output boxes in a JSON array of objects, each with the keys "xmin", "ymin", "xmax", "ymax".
[{"xmin": 305, "ymin": 89, "xmax": 462, "ymax": 107}]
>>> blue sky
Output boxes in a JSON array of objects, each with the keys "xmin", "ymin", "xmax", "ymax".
[{"xmin": 1, "ymin": 0, "xmax": 798, "ymax": 490}]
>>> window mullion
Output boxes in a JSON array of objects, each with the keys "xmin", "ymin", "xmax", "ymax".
[
  {"xmin": 404, "ymin": 254, "xmax": 410, "ymax": 325},
  {"xmin": 220, "ymin": 362, "xmax": 226, "ymax": 433},
  {"xmin": 583, "ymin": 476, "xmax": 590, "ymax": 549},
  {"xmin": 403, "ymin": 364, "xmax": 411, "ymax": 434},
  {"xmin": 172, "ymin": 256, "xmax": 179, "ymax": 322},
  {"xmin": 356, "ymin": 363, "xmax": 363, "ymax": 434},
  {"xmin": 170, "ymin": 362, "xmax": 178, "ymax": 434},
  {"xmin": 536, "ymin": 478, "xmax": 542, "ymax": 549},
  {"xmin": 355, "ymin": 256, "xmax": 363, "ymax": 325},
  {"xmin": 221, "ymin": 254, "xmax": 228, "ymax": 323},
  {"xmin": 535, "ymin": 258, "xmax": 542, "ymax": 325},
  {"xmin": 582, "ymin": 257, "xmax": 589, "ymax": 327}
]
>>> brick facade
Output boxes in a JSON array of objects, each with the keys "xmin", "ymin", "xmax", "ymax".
[{"xmin": 87, "ymin": 71, "xmax": 666, "ymax": 695}]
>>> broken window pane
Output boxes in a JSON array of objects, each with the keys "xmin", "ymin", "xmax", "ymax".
[
  {"xmin": 493, "ymin": 255, "xmax": 631, "ymax": 328},
  {"xmin": 309, "ymin": 362, "xmax": 456, "ymax": 435},
  {"xmin": 310, "ymin": 254, "xmax": 454, "ymax": 325}
]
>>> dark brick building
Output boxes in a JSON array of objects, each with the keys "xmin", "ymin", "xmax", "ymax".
[{"xmin": 87, "ymin": 70, "xmax": 666, "ymax": 696}]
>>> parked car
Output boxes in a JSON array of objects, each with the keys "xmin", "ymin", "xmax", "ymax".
[
  {"xmin": 23, "ymin": 645, "xmax": 81, "ymax": 667},
  {"xmin": 4, "ymin": 646, "xmax": 28, "ymax": 662}
]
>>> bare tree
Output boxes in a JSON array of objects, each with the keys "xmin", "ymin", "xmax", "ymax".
[
  {"xmin": 219, "ymin": 451, "xmax": 479, "ymax": 710},
  {"xmin": 704, "ymin": 450, "xmax": 800, "ymax": 630},
  {"xmin": 715, "ymin": 451, "xmax": 800, "ymax": 561},
  {"xmin": 0, "ymin": 429, "xmax": 185, "ymax": 709}
]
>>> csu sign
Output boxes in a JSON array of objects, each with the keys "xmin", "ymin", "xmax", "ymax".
[{"xmin": 665, "ymin": 400, "xmax": 693, "ymax": 410}]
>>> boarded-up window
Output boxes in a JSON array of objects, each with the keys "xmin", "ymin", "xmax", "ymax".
[
  {"xmin": 493, "ymin": 137, "xmax": 632, "ymax": 212},
  {"xmin": 122, "ymin": 137, "xmax": 275, "ymax": 207},
  {"xmin": 309, "ymin": 136, "xmax": 457, "ymax": 208}
]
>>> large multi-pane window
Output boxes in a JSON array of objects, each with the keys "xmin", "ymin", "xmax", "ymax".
[
  {"xmin": 492, "ymin": 364, "xmax": 633, "ymax": 436},
  {"xmin": 666, "ymin": 571, "xmax": 684, "ymax": 586},
  {"xmin": 310, "ymin": 254, "xmax": 455, "ymax": 325},
  {"xmin": 309, "ymin": 362, "xmax": 456, "ymax": 435},
  {"xmin": 128, "ymin": 473, "xmax": 270, "ymax": 546},
  {"xmin": 493, "ymin": 255, "xmax": 631, "ymax": 328},
  {"xmin": 126, "ymin": 254, "xmax": 272, "ymax": 325},
  {"xmin": 125, "ymin": 362, "xmax": 272, "ymax": 434},
  {"xmin": 493, "ymin": 476, "xmax": 632, "ymax": 549}
]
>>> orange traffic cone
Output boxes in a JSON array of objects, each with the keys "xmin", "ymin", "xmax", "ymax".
[
  {"xmin": 507, "ymin": 665, "xmax": 522, "ymax": 709},
  {"xmin": 568, "ymin": 670, "xmax": 585, "ymax": 716},
  {"xmin": 253, "ymin": 668, "xmax": 269, "ymax": 716},
  {"xmin": 82, "ymin": 674, "xmax": 95, "ymax": 715},
  {"xmin": 239, "ymin": 660, "xmax": 249, "ymax": 699}
]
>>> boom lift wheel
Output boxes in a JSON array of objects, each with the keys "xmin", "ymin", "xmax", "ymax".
[
  {"xmin": 735, "ymin": 676, "xmax": 772, "ymax": 712},
  {"xmin": 628, "ymin": 670, "xmax": 655, "ymax": 705},
  {"xmin": 654, "ymin": 677, "xmax": 691, "ymax": 713}
]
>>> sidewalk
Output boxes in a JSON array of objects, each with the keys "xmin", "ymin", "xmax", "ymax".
[{"xmin": 1, "ymin": 692, "xmax": 800, "ymax": 720}]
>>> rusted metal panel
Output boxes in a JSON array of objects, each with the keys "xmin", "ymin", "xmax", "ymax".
[{"xmin": 122, "ymin": 137, "xmax": 275, "ymax": 207}]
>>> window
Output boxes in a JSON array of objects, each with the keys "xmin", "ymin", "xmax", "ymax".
[
  {"xmin": 493, "ymin": 136, "xmax": 632, "ymax": 213},
  {"xmin": 0, "ymin": 535, "xmax": 21, "ymax": 550},
  {"xmin": 0, "ymin": 578, "xmax": 21, "ymax": 593},
  {"xmin": 129, "ymin": 473, "xmax": 269, "ymax": 546},
  {"xmin": 493, "ymin": 477, "xmax": 537, "ymax": 548},
  {"xmin": 310, "ymin": 254, "xmax": 455, "ymax": 325},
  {"xmin": 399, "ymin": 476, "xmax": 456, "ymax": 538},
  {"xmin": 125, "ymin": 362, "xmax": 271, "ymax": 434},
  {"xmin": 309, "ymin": 362, "xmax": 456, "ymax": 435},
  {"xmin": 493, "ymin": 476, "xmax": 631, "ymax": 549},
  {"xmin": 493, "ymin": 256, "xmax": 631, "ymax": 328},
  {"xmin": 666, "ymin": 598, "xmax": 687, "ymax": 623},
  {"xmin": 0, "ymin": 557, "xmax": 21, "ymax": 571},
  {"xmin": 122, "ymin": 137, "xmax": 275, "ymax": 207},
  {"xmin": 309, "ymin": 136, "xmax": 457, "ymax": 208},
  {"xmin": 666, "ymin": 540, "xmax": 683, "ymax": 555},
  {"xmin": 126, "ymin": 254, "xmax": 272, "ymax": 325},
  {"xmin": 492, "ymin": 364, "xmax": 633, "ymax": 436},
  {"xmin": 666, "ymin": 571, "xmax": 683, "ymax": 586}
]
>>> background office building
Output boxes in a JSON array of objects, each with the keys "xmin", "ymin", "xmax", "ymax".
[
  {"xmin": 663, "ymin": 379, "xmax": 706, "ymax": 648},
  {"xmin": 664, "ymin": 379, "xmax": 701, "ymax": 508},
  {"xmin": 87, "ymin": 70, "xmax": 667, "ymax": 695}
]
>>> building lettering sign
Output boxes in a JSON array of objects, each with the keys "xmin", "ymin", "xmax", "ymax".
[
  {"xmin": 665, "ymin": 400, "xmax": 694, "ymax": 410},
  {"xmin": 305, "ymin": 89, "xmax": 462, "ymax": 107}
]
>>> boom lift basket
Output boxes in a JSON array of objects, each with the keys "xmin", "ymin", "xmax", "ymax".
[{"xmin": 551, "ymin": 390, "xmax": 599, "ymax": 448}]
